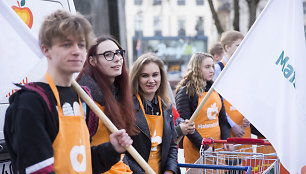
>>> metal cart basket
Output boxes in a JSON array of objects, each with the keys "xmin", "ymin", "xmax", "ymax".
[{"xmin": 181, "ymin": 138, "xmax": 279, "ymax": 174}]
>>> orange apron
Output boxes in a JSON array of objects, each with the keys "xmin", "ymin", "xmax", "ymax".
[
  {"xmin": 137, "ymin": 94, "xmax": 163, "ymax": 174},
  {"xmin": 90, "ymin": 103, "xmax": 132, "ymax": 174},
  {"xmin": 223, "ymin": 100, "xmax": 252, "ymax": 152},
  {"xmin": 45, "ymin": 73, "xmax": 92, "ymax": 174},
  {"xmin": 183, "ymin": 90, "xmax": 222, "ymax": 164},
  {"xmin": 223, "ymin": 100, "xmax": 251, "ymax": 139}
]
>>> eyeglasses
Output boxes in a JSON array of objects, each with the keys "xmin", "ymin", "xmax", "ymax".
[{"xmin": 96, "ymin": 49, "xmax": 125, "ymax": 61}]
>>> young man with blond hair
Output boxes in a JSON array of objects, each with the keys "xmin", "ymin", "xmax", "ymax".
[
  {"xmin": 213, "ymin": 30, "xmax": 251, "ymax": 139},
  {"xmin": 4, "ymin": 10, "xmax": 132, "ymax": 174}
]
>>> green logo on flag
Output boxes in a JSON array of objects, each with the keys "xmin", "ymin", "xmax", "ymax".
[{"xmin": 275, "ymin": 51, "xmax": 295, "ymax": 88}]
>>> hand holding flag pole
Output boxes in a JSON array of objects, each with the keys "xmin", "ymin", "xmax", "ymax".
[
  {"xmin": 176, "ymin": 88, "xmax": 215, "ymax": 144},
  {"xmin": 71, "ymin": 80, "xmax": 156, "ymax": 174}
]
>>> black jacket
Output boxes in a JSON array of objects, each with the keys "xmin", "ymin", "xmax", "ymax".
[
  {"xmin": 4, "ymin": 83, "xmax": 120, "ymax": 174},
  {"xmin": 175, "ymin": 81, "xmax": 231, "ymax": 150},
  {"xmin": 123, "ymin": 96, "xmax": 178, "ymax": 174}
]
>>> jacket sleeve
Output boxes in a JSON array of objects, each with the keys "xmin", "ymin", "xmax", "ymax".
[
  {"xmin": 218, "ymin": 98, "xmax": 231, "ymax": 140},
  {"xmin": 175, "ymin": 87, "xmax": 208, "ymax": 150},
  {"xmin": 175, "ymin": 87, "xmax": 193, "ymax": 120},
  {"xmin": 250, "ymin": 124, "xmax": 265, "ymax": 138},
  {"xmin": 164, "ymin": 108, "xmax": 178, "ymax": 173},
  {"xmin": 4, "ymin": 91, "xmax": 56, "ymax": 174},
  {"xmin": 91, "ymin": 143, "xmax": 121, "ymax": 174}
]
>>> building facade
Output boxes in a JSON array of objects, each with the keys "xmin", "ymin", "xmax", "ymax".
[
  {"xmin": 125, "ymin": 0, "xmax": 217, "ymax": 85},
  {"xmin": 125, "ymin": 0, "xmax": 305, "ymax": 87}
]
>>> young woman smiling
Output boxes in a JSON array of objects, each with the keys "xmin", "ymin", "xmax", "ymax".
[{"xmin": 126, "ymin": 53, "xmax": 178, "ymax": 174}]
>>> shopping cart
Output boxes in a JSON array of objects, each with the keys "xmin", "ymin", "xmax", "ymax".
[{"xmin": 180, "ymin": 138, "xmax": 279, "ymax": 174}]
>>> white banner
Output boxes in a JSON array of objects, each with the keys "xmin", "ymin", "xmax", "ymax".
[
  {"xmin": 0, "ymin": 0, "xmax": 76, "ymax": 103},
  {"xmin": 0, "ymin": 0, "xmax": 44, "ymax": 103},
  {"xmin": 213, "ymin": 0, "xmax": 306, "ymax": 173}
]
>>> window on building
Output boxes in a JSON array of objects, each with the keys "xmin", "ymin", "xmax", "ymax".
[
  {"xmin": 153, "ymin": 0, "xmax": 162, "ymax": 5},
  {"xmin": 134, "ymin": 15, "xmax": 143, "ymax": 37},
  {"xmin": 154, "ymin": 16, "xmax": 162, "ymax": 36},
  {"xmin": 304, "ymin": 25, "xmax": 306, "ymax": 38},
  {"xmin": 134, "ymin": 0, "xmax": 142, "ymax": 5},
  {"xmin": 177, "ymin": 0, "xmax": 185, "ymax": 5},
  {"xmin": 196, "ymin": 0, "xmax": 204, "ymax": 5},
  {"xmin": 303, "ymin": 2, "xmax": 306, "ymax": 14},
  {"xmin": 195, "ymin": 17, "xmax": 204, "ymax": 35},
  {"xmin": 178, "ymin": 18, "xmax": 186, "ymax": 36}
]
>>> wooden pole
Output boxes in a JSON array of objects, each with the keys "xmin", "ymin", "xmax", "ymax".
[
  {"xmin": 71, "ymin": 80, "xmax": 156, "ymax": 174},
  {"xmin": 176, "ymin": 87, "xmax": 215, "ymax": 144}
]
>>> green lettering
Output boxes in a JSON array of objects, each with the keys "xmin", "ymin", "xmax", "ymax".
[
  {"xmin": 275, "ymin": 51, "xmax": 289, "ymax": 71},
  {"xmin": 289, "ymin": 71, "xmax": 295, "ymax": 83},
  {"xmin": 283, "ymin": 64, "xmax": 293, "ymax": 78}
]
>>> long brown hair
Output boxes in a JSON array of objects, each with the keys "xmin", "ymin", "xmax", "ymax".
[
  {"xmin": 129, "ymin": 53, "xmax": 171, "ymax": 108},
  {"xmin": 175, "ymin": 52, "xmax": 214, "ymax": 97},
  {"xmin": 76, "ymin": 35, "xmax": 138, "ymax": 135}
]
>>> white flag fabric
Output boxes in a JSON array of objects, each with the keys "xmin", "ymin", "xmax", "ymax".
[
  {"xmin": 0, "ymin": 0, "xmax": 44, "ymax": 102},
  {"xmin": 213, "ymin": 0, "xmax": 306, "ymax": 173}
]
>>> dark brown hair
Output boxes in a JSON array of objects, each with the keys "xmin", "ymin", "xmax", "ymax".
[
  {"xmin": 77, "ymin": 35, "xmax": 137, "ymax": 135},
  {"xmin": 209, "ymin": 43, "xmax": 223, "ymax": 56}
]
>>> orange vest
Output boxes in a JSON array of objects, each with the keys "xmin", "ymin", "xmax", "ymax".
[
  {"xmin": 183, "ymin": 90, "xmax": 222, "ymax": 164},
  {"xmin": 137, "ymin": 94, "xmax": 163, "ymax": 174},
  {"xmin": 90, "ymin": 103, "xmax": 132, "ymax": 174},
  {"xmin": 45, "ymin": 73, "xmax": 92, "ymax": 174}
]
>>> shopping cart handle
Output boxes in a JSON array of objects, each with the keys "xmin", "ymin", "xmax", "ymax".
[
  {"xmin": 227, "ymin": 138, "xmax": 271, "ymax": 145},
  {"xmin": 201, "ymin": 138, "xmax": 227, "ymax": 145},
  {"xmin": 201, "ymin": 138, "xmax": 272, "ymax": 145},
  {"xmin": 201, "ymin": 138, "xmax": 213, "ymax": 145}
]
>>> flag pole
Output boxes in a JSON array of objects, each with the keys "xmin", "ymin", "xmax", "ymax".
[
  {"xmin": 71, "ymin": 80, "xmax": 156, "ymax": 174},
  {"xmin": 176, "ymin": 87, "xmax": 215, "ymax": 144}
]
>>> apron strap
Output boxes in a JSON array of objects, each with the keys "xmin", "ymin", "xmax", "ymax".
[{"xmin": 45, "ymin": 72, "xmax": 63, "ymax": 114}]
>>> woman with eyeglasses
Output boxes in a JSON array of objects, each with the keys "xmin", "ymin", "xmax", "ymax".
[
  {"xmin": 77, "ymin": 35, "xmax": 138, "ymax": 174},
  {"xmin": 125, "ymin": 53, "xmax": 178, "ymax": 174}
]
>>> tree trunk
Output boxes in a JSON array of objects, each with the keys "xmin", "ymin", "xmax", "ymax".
[
  {"xmin": 208, "ymin": 0, "xmax": 224, "ymax": 34},
  {"xmin": 246, "ymin": 0, "xmax": 260, "ymax": 29},
  {"xmin": 233, "ymin": 0, "xmax": 240, "ymax": 31}
]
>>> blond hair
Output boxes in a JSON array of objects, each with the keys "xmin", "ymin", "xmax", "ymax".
[
  {"xmin": 39, "ymin": 10, "xmax": 95, "ymax": 50},
  {"xmin": 175, "ymin": 52, "xmax": 214, "ymax": 97},
  {"xmin": 129, "ymin": 53, "xmax": 171, "ymax": 108},
  {"xmin": 220, "ymin": 30, "xmax": 244, "ymax": 50}
]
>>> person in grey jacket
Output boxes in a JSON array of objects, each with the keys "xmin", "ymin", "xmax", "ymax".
[{"xmin": 124, "ymin": 53, "xmax": 178, "ymax": 174}]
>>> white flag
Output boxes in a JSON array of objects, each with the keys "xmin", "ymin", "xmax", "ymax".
[
  {"xmin": 0, "ymin": 0, "xmax": 76, "ymax": 103},
  {"xmin": 0, "ymin": 0, "xmax": 44, "ymax": 102},
  {"xmin": 213, "ymin": 0, "xmax": 306, "ymax": 173}
]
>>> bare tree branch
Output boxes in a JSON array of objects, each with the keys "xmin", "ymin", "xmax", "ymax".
[
  {"xmin": 208, "ymin": 0, "xmax": 224, "ymax": 34},
  {"xmin": 233, "ymin": 0, "xmax": 240, "ymax": 31},
  {"xmin": 246, "ymin": 0, "xmax": 260, "ymax": 29}
]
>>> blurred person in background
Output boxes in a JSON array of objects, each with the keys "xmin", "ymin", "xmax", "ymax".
[
  {"xmin": 213, "ymin": 31, "xmax": 251, "ymax": 140},
  {"xmin": 209, "ymin": 42, "xmax": 224, "ymax": 63}
]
